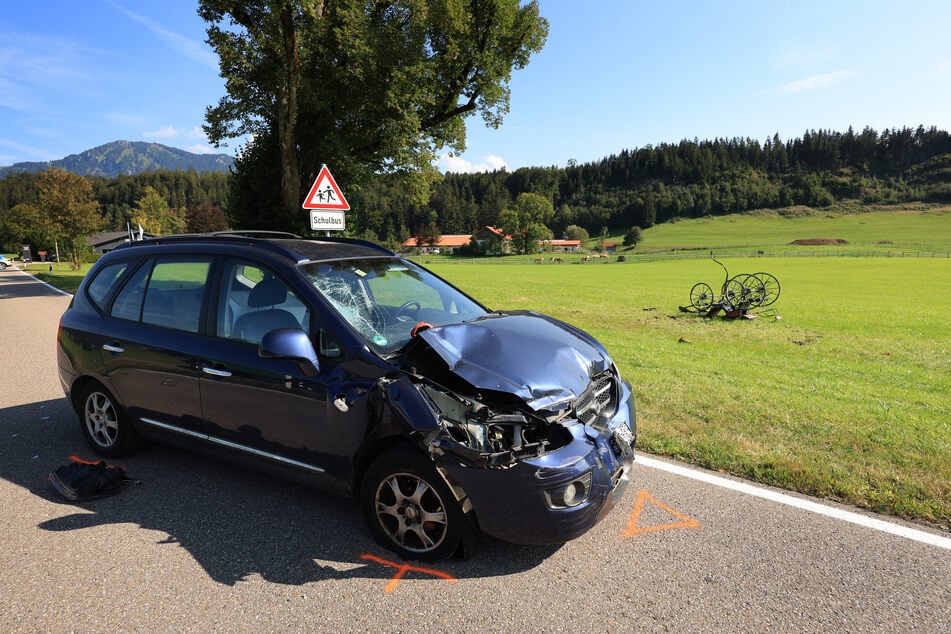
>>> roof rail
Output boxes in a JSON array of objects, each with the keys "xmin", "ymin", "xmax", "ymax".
[
  {"xmin": 312, "ymin": 235, "xmax": 395, "ymax": 255},
  {"xmin": 209, "ymin": 230, "xmax": 301, "ymax": 239}
]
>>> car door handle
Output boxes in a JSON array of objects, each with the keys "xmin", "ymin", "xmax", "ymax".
[
  {"xmin": 201, "ymin": 365, "xmax": 232, "ymax": 378},
  {"xmin": 102, "ymin": 343, "xmax": 124, "ymax": 353}
]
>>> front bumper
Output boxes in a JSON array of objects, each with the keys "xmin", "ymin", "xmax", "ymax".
[{"xmin": 437, "ymin": 387, "xmax": 636, "ymax": 545}]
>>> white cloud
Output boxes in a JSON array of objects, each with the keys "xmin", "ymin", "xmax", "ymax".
[
  {"xmin": 185, "ymin": 144, "xmax": 214, "ymax": 155},
  {"xmin": 437, "ymin": 153, "xmax": 509, "ymax": 174},
  {"xmin": 106, "ymin": 0, "xmax": 218, "ymax": 69},
  {"xmin": 142, "ymin": 125, "xmax": 210, "ymax": 146},
  {"xmin": 778, "ymin": 70, "xmax": 853, "ymax": 94},
  {"xmin": 143, "ymin": 125, "xmax": 182, "ymax": 140}
]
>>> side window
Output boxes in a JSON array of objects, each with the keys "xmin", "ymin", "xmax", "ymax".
[
  {"xmin": 218, "ymin": 261, "xmax": 311, "ymax": 345},
  {"xmin": 86, "ymin": 261, "xmax": 129, "ymax": 311},
  {"xmin": 110, "ymin": 261, "xmax": 152, "ymax": 322},
  {"xmin": 141, "ymin": 259, "xmax": 211, "ymax": 333}
]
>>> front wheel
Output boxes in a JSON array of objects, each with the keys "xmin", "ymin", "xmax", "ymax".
[
  {"xmin": 78, "ymin": 382, "xmax": 143, "ymax": 458},
  {"xmin": 361, "ymin": 444, "xmax": 471, "ymax": 562},
  {"xmin": 689, "ymin": 282, "xmax": 715, "ymax": 311}
]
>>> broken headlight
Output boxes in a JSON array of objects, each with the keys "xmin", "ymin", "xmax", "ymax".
[{"xmin": 423, "ymin": 384, "xmax": 567, "ymax": 466}]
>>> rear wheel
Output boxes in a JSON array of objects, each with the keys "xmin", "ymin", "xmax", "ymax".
[
  {"xmin": 740, "ymin": 274, "xmax": 767, "ymax": 307},
  {"xmin": 78, "ymin": 382, "xmax": 143, "ymax": 458},
  {"xmin": 361, "ymin": 444, "xmax": 470, "ymax": 562},
  {"xmin": 751, "ymin": 272, "xmax": 781, "ymax": 306}
]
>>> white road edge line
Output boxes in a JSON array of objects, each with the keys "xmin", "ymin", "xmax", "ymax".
[
  {"xmin": 637, "ymin": 455, "xmax": 951, "ymax": 552},
  {"xmin": 10, "ymin": 266, "xmax": 73, "ymax": 296}
]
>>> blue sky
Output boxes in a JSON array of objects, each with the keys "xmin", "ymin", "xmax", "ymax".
[{"xmin": 2, "ymin": 1, "xmax": 951, "ymax": 173}]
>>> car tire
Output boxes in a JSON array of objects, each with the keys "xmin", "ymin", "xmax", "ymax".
[
  {"xmin": 361, "ymin": 444, "xmax": 470, "ymax": 562},
  {"xmin": 78, "ymin": 382, "xmax": 143, "ymax": 458}
]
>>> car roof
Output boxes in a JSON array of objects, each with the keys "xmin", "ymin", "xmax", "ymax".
[{"xmin": 113, "ymin": 232, "xmax": 396, "ymax": 264}]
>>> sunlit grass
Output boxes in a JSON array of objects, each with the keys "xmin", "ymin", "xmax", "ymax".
[
  {"xmin": 432, "ymin": 257, "xmax": 951, "ymax": 528},
  {"xmin": 632, "ymin": 205, "xmax": 951, "ymax": 254}
]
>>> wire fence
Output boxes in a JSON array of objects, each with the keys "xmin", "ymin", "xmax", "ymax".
[
  {"xmin": 624, "ymin": 249, "xmax": 951, "ymax": 262},
  {"xmin": 411, "ymin": 249, "xmax": 951, "ymax": 265}
]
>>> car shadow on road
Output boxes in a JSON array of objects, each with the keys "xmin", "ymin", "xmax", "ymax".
[{"xmin": 0, "ymin": 399, "xmax": 560, "ymax": 586}]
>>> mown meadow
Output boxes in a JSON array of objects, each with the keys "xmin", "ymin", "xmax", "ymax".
[{"xmin": 425, "ymin": 207, "xmax": 951, "ymax": 528}]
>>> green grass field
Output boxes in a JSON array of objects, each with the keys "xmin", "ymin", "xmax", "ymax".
[
  {"xmin": 629, "ymin": 204, "xmax": 951, "ymax": 254},
  {"xmin": 429, "ymin": 257, "xmax": 950, "ymax": 527},
  {"xmin": 18, "ymin": 206, "xmax": 951, "ymax": 528}
]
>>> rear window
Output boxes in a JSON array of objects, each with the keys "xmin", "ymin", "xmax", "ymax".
[{"xmin": 85, "ymin": 262, "xmax": 130, "ymax": 311}]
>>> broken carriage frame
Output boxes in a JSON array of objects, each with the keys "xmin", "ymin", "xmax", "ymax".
[{"xmin": 685, "ymin": 253, "xmax": 781, "ymax": 315}]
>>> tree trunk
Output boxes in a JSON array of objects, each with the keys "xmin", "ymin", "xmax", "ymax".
[{"xmin": 277, "ymin": 5, "xmax": 301, "ymax": 219}]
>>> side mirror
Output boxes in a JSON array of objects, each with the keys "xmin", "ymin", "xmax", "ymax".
[{"xmin": 259, "ymin": 328, "xmax": 320, "ymax": 377}]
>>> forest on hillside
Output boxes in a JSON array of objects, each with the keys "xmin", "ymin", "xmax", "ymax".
[
  {"xmin": 2, "ymin": 125, "xmax": 950, "ymax": 253},
  {"xmin": 345, "ymin": 125, "xmax": 951, "ymax": 248}
]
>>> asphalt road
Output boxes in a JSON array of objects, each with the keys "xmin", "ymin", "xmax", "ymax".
[{"xmin": 1, "ymin": 266, "xmax": 949, "ymax": 632}]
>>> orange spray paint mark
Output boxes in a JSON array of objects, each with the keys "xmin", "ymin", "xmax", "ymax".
[
  {"xmin": 359, "ymin": 553, "xmax": 457, "ymax": 593},
  {"xmin": 622, "ymin": 489, "xmax": 701, "ymax": 536}
]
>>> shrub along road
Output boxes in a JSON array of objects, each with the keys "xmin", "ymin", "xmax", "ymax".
[{"xmin": 1, "ymin": 268, "xmax": 949, "ymax": 631}]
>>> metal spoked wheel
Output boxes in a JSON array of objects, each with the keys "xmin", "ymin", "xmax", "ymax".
[
  {"xmin": 726, "ymin": 274, "xmax": 762, "ymax": 309},
  {"xmin": 720, "ymin": 277, "xmax": 746, "ymax": 309},
  {"xmin": 751, "ymin": 272, "xmax": 781, "ymax": 306},
  {"xmin": 739, "ymin": 273, "xmax": 767, "ymax": 307},
  {"xmin": 689, "ymin": 282, "xmax": 715, "ymax": 311}
]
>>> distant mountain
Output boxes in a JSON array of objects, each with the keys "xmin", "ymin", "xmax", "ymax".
[{"xmin": 0, "ymin": 141, "xmax": 234, "ymax": 178}]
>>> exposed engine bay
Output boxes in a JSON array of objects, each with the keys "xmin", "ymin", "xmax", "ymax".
[{"xmin": 396, "ymin": 311, "xmax": 628, "ymax": 469}]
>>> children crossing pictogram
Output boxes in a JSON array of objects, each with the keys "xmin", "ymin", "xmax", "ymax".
[{"xmin": 303, "ymin": 164, "xmax": 350, "ymax": 210}]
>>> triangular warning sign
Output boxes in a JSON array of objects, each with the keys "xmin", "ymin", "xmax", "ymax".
[
  {"xmin": 622, "ymin": 490, "xmax": 700, "ymax": 536},
  {"xmin": 303, "ymin": 165, "xmax": 350, "ymax": 210}
]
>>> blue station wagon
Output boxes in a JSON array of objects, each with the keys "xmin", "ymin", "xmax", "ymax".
[{"xmin": 57, "ymin": 233, "xmax": 636, "ymax": 560}]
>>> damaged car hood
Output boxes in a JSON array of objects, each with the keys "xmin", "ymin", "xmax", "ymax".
[{"xmin": 414, "ymin": 311, "xmax": 614, "ymax": 412}]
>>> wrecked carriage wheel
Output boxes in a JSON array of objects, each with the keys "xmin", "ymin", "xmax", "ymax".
[
  {"xmin": 689, "ymin": 282, "xmax": 715, "ymax": 311},
  {"xmin": 751, "ymin": 272, "xmax": 781, "ymax": 306},
  {"xmin": 360, "ymin": 443, "xmax": 475, "ymax": 562}
]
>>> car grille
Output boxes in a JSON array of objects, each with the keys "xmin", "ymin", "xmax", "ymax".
[{"xmin": 574, "ymin": 372, "xmax": 617, "ymax": 425}]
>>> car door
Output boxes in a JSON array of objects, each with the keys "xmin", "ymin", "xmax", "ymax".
[
  {"xmin": 99, "ymin": 256, "xmax": 212, "ymax": 438},
  {"xmin": 196, "ymin": 260, "xmax": 341, "ymax": 482}
]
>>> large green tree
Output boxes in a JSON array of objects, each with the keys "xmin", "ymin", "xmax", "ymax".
[
  {"xmin": 130, "ymin": 186, "xmax": 187, "ymax": 236},
  {"xmin": 37, "ymin": 169, "xmax": 102, "ymax": 269},
  {"xmin": 499, "ymin": 191, "xmax": 552, "ymax": 254},
  {"xmin": 0, "ymin": 203, "xmax": 44, "ymax": 251},
  {"xmin": 200, "ymin": 0, "xmax": 548, "ymax": 230}
]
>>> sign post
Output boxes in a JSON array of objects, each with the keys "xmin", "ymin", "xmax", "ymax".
[{"xmin": 303, "ymin": 165, "xmax": 349, "ymax": 232}]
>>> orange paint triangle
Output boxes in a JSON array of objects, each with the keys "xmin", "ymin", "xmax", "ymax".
[{"xmin": 622, "ymin": 489, "xmax": 700, "ymax": 536}]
